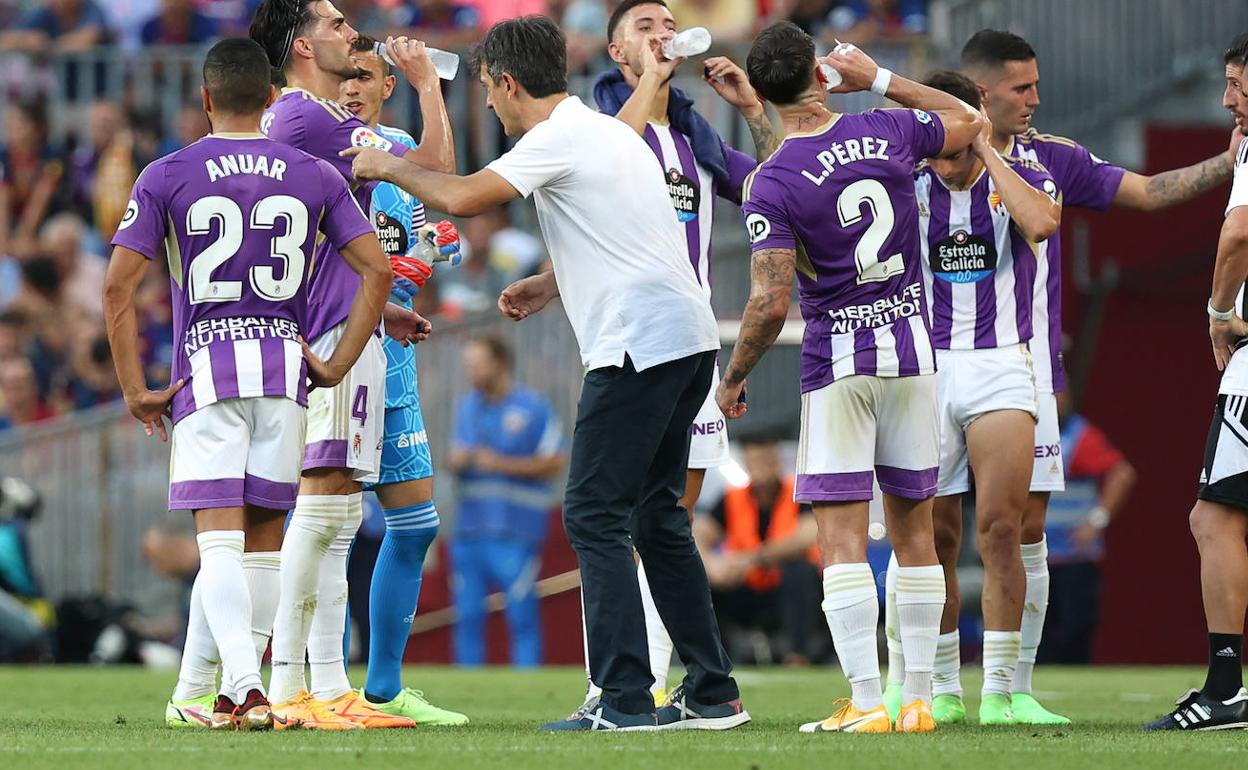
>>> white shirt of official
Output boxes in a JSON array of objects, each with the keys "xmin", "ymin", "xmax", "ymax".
[
  {"xmin": 487, "ymin": 96, "xmax": 719, "ymax": 372},
  {"xmin": 1222, "ymin": 138, "xmax": 1248, "ymax": 396}
]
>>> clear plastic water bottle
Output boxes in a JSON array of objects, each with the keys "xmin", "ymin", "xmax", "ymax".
[
  {"xmin": 661, "ymin": 27, "xmax": 712, "ymax": 60},
  {"xmin": 373, "ymin": 41, "xmax": 461, "ymax": 81},
  {"xmin": 820, "ymin": 63, "xmax": 843, "ymax": 90}
]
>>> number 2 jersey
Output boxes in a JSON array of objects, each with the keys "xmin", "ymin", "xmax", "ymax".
[
  {"xmin": 110, "ymin": 133, "xmax": 375, "ymax": 423},
  {"xmin": 742, "ymin": 108, "xmax": 946, "ymax": 393}
]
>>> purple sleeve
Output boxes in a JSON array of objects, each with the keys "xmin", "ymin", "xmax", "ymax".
[
  {"xmin": 717, "ymin": 141, "xmax": 757, "ymax": 205},
  {"xmin": 110, "ymin": 161, "xmax": 169, "ymax": 261},
  {"xmin": 878, "ymin": 108, "xmax": 946, "ymax": 165},
  {"xmin": 296, "ymin": 102, "xmax": 409, "ymax": 182},
  {"xmin": 741, "ymin": 171, "xmax": 796, "ymax": 253},
  {"xmin": 1019, "ymin": 162, "xmax": 1059, "ymax": 201},
  {"xmin": 1042, "ymin": 139, "xmax": 1125, "ymax": 211},
  {"xmin": 317, "ymin": 161, "xmax": 376, "ymax": 250}
]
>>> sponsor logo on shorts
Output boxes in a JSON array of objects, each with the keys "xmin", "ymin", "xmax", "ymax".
[
  {"xmin": 692, "ymin": 418, "xmax": 726, "ymax": 436},
  {"xmin": 395, "ymin": 430, "xmax": 428, "ymax": 449},
  {"xmin": 1034, "ymin": 443, "xmax": 1060, "ymax": 459}
]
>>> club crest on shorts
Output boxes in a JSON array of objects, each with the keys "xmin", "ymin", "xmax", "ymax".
[{"xmin": 352, "ymin": 433, "xmax": 363, "ymax": 457}]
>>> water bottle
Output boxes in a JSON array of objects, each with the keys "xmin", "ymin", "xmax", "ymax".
[
  {"xmin": 820, "ymin": 63, "xmax": 843, "ymax": 90},
  {"xmin": 661, "ymin": 27, "xmax": 712, "ymax": 60},
  {"xmin": 373, "ymin": 41, "xmax": 461, "ymax": 81}
]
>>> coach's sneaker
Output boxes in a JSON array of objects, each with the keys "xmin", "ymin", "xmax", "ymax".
[
  {"xmin": 165, "ymin": 694, "xmax": 215, "ymax": 728},
  {"xmin": 895, "ymin": 700, "xmax": 936, "ymax": 733},
  {"xmin": 882, "ymin": 683, "xmax": 903, "ymax": 721},
  {"xmin": 1144, "ymin": 688, "xmax": 1248, "ymax": 731},
  {"xmin": 209, "ymin": 694, "xmax": 238, "ymax": 730},
  {"xmin": 539, "ymin": 695, "xmax": 657, "ymax": 732},
  {"xmin": 799, "ymin": 699, "xmax": 892, "ymax": 733},
  {"xmin": 1010, "ymin": 692, "xmax": 1072, "ymax": 725},
  {"xmin": 323, "ymin": 691, "xmax": 415, "ymax": 728},
  {"xmin": 655, "ymin": 685, "xmax": 751, "ymax": 730},
  {"xmin": 234, "ymin": 689, "xmax": 274, "ymax": 732},
  {"xmin": 978, "ymin": 693, "xmax": 1016, "ymax": 725},
  {"xmin": 271, "ymin": 691, "xmax": 363, "ymax": 730},
  {"xmin": 932, "ymin": 693, "xmax": 967, "ymax": 724},
  {"xmin": 369, "ymin": 688, "xmax": 469, "ymax": 726}
]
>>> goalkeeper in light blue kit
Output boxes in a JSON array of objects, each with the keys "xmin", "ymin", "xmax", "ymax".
[{"xmin": 330, "ymin": 34, "xmax": 467, "ymax": 725}]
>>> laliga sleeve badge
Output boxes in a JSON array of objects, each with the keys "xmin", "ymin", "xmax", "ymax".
[
  {"xmin": 913, "ymin": 109, "xmax": 933, "ymax": 124},
  {"xmin": 351, "ymin": 127, "xmax": 394, "ymax": 152}
]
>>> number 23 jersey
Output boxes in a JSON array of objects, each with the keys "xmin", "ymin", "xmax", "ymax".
[
  {"xmin": 741, "ymin": 108, "xmax": 945, "ymax": 393},
  {"xmin": 111, "ymin": 134, "xmax": 374, "ymax": 423}
]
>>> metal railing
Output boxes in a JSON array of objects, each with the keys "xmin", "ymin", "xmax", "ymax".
[{"xmin": 931, "ymin": 0, "xmax": 1247, "ymax": 137}]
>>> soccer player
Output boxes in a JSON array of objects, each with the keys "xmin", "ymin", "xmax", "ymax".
[
  {"xmin": 330, "ymin": 34, "xmax": 468, "ymax": 726},
  {"xmin": 103, "ymin": 37, "xmax": 390, "ymax": 731},
  {"xmin": 716, "ymin": 23, "xmax": 982, "ymax": 734},
  {"xmin": 1145, "ymin": 46, "xmax": 1248, "ymax": 732},
  {"xmin": 345, "ymin": 15, "xmax": 746, "ymax": 732},
  {"xmin": 580, "ymin": 0, "xmax": 774, "ymax": 706},
  {"xmin": 248, "ymin": 0, "xmax": 454, "ymax": 729},
  {"xmin": 881, "ymin": 70, "xmax": 1059, "ymax": 726},
  {"xmin": 885, "ymin": 29, "xmax": 1246, "ymax": 727}
]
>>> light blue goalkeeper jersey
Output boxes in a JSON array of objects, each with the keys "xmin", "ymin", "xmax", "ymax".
[{"xmin": 373, "ymin": 124, "xmax": 426, "ymax": 409}]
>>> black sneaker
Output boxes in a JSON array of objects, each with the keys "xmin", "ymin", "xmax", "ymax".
[
  {"xmin": 1144, "ymin": 688, "xmax": 1248, "ymax": 731},
  {"xmin": 539, "ymin": 695, "xmax": 657, "ymax": 732},
  {"xmin": 656, "ymin": 684, "xmax": 751, "ymax": 731}
]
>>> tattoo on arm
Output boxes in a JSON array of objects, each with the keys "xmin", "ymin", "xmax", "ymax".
[
  {"xmin": 745, "ymin": 112, "xmax": 781, "ymax": 162},
  {"xmin": 723, "ymin": 248, "xmax": 796, "ymax": 386},
  {"xmin": 1145, "ymin": 153, "xmax": 1233, "ymax": 208}
]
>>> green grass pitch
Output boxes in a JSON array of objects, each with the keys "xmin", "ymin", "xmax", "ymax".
[{"xmin": 2, "ymin": 665, "xmax": 1246, "ymax": 769}]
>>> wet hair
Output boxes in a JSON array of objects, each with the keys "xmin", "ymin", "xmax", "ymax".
[
  {"xmin": 202, "ymin": 38, "xmax": 274, "ymax": 114},
  {"xmin": 471, "ymin": 15, "xmax": 567, "ymax": 99},
  {"xmin": 746, "ymin": 22, "xmax": 816, "ymax": 107},
  {"xmin": 249, "ymin": 0, "xmax": 317, "ymax": 74}
]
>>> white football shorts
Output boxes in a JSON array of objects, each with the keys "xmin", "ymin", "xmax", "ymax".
[
  {"xmin": 688, "ymin": 365, "xmax": 730, "ymax": 470},
  {"xmin": 1030, "ymin": 390, "xmax": 1065, "ymax": 493},
  {"xmin": 303, "ymin": 321, "xmax": 387, "ymax": 484}
]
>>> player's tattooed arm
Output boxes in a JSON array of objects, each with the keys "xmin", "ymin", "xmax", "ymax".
[
  {"xmin": 703, "ymin": 56, "xmax": 778, "ymax": 161},
  {"xmin": 718, "ymin": 247, "xmax": 794, "ymax": 418},
  {"xmin": 744, "ymin": 111, "xmax": 781, "ymax": 162},
  {"xmin": 1116, "ymin": 152, "xmax": 1234, "ymax": 211}
]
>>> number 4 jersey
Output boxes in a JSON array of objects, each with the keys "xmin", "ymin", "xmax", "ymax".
[
  {"xmin": 742, "ymin": 108, "xmax": 945, "ymax": 393},
  {"xmin": 111, "ymin": 133, "xmax": 375, "ymax": 423}
]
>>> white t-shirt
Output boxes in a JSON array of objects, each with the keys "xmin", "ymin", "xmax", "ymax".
[
  {"xmin": 1220, "ymin": 136, "xmax": 1248, "ymax": 395},
  {"xmin": 487, "ymin": 96, "xmax": 719, "ymax": 372}
]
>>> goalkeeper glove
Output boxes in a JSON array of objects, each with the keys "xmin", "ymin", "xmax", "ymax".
[{"xmin": 389, "ymin": 220, "xmax": 463, "ymax": 302}]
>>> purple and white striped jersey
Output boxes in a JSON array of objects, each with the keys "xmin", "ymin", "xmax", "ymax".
[
  {"xmin": 262, "ymin": 87, "xmax": 410, "ymax": 342},
  {"xmin": 741, "ymin": 108, "xmax": 946, "ymax": 393},
  {"xmin": 1005, "ymin": 129, "xmax": 1126, "ymax": 393},
  {"xmin": 641, "ymin": 123, "xmax": 756, "ymax": 297},
  {"xmin": 111, "ymin": 133, "xmax": 375, "ymax": 423},
  {"xmin": 916, "ymin": 156, "xmax": 1055, "ymax": 350}
]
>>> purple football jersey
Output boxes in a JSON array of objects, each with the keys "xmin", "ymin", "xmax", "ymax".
[
  {"xmin": 262, "ymin": 87, "xmax": 410, "ymax": 341},
  {"xmin": 111, "ymin": 134, "xmax": 375, "ymax": 423},
  {"xmin": 916, "ymin": 156, "xmax": 1055, "ymax": 350},
  {"xmin": 742, "ymin": 108, "xmax": 945, "ymax": 393},
  {"xmin": 1005, "ymin": 129, "xmax": 1126, "ymax": 393}
]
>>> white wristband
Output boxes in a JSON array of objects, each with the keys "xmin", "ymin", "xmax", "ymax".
[
  {"xmin": 870, "ymin": 67, "xmax": 893, "ymax": 96},
  {"xmin": 1209, "ymin": 300, "xmax": 1235, "ymax": 322}
]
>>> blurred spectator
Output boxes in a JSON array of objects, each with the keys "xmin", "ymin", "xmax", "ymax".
[
  {"xmin": 562, "ymin": 0, "xmax": 615, "ymax": 73},
  {"xmin": 157, "ymin": 105, "xmax": 211, "ymax": 157},
  {"xmin": 447, "ymin": 335, "xmax": 564, "ymax": 667},
  {"xmin": 0, "ymin": 0, "xmax": 110, "ymax": 54},
  {"xmin": 464, "ymin": 0, "xmax": 547, "ymax": 31},
  {"xmin": 101, "ymin": 0, "xmax": 161, "ymax": 51},
  {"xmin": 784, "ymin": 0, "xmax": 835, "ymax": 38},
  {"xmin": 694, "ymin": 432, "xmax": 821, "ymax": 665},
  {"xmin": 135, "ymin": 260, "xmax": 174, "ymax": 389},
  {"xmin": 666, "ymin": 0, "xmax": 758, "ymax": 44},
  {"xmin": 199, "ymin": 0, "xmax": 262, "ymax": 36},
  {"xmin": 66, "ymin": 334, "xmax": 119, "ymax": 409},
  {"xmin": 0, "ymin": 357, "xmax": 55, "ymax": 429},
  {"xmin": 0, "ymin": 99, "xmax": 66, "ymax": 260},
  {"xmin": 373, "ymin": 0, "xmax": 480, "ymax": 50},
  {"xmin": 829, "ymin": 0, "xmax": 927, "ymax": 45},
  {"xmin": 0, "ymin": 312, "xmax": 24, "ymax": 362},
  {"xmin": 439, "ymin": 207, "xmax": 543, "ymax": 317},
  {"xmin": 1039, "ymin": 393, "xmax": 1136, "ymax": 664},
  {"xmin": 0, "ymin": 477, "xmax": 51, "ymax": 660},
  {"xmin": 68, "ymin": 101, "xmax": 125, "ymax": 219},
  {"xmin": 39, "ymin": 212, "xmax": 105, "ymax": 318},
  {"xmin": 141, "ymin": 0, "xmax": 219, "ymax": 46},
  {"xmin": 91, "ymin": 111, "xmax": 151, "ymax": 241}
]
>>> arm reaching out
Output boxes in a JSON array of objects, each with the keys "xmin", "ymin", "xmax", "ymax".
[
  {"xmin": 384, "ymin": 37, "xmax": 457, "ymax": 174},
  {"xmin": 1113, "ymin": 128, "xmax": 1239, "ymax": 211},
  {"xmin": 343, "ymin": 146, "xmax": 519, "ymax": 218}
]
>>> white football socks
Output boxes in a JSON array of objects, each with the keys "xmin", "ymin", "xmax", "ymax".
[
  {"xmin": 821, "ymin": 563, "xmax": 882, "ymax": 711},
  {"xmin": 932, "ymin": 631, "xmax": 963, "ymax": 697},
  {"xmin": 243, "ymin": 551, "xmax": 281, "ymax": 664},
  {"xmin": 637, "ymin": 559, "xmax": 674, "ymax": 696},
  {"xmin": 895, "ymin": 564, "xmax": 945, "ymax": 706},
  {"xmin": 883, "ymin": 552, "xmax": 905, "ymax": 689},
  {"xmin": 171, "ymin": 575, "xmax": 221, "ymax": 701},
  {"xmin": 982, "ymin": 630, "xmax": 1022, "ymax": 698},
  {"xmin": 1014, "ymin": 537, "xmax": 1049, "ymax": 694},
  {"xmin": 309, "ymin": 493, "xmax": 363, "ymax": 701},
  {"xmin": 269, "ymin": 494, "xmax": 347, "ymax": 704},
  {"xmin": 196, "ymin": 531, "xmax": 262, "ymax": 701}
]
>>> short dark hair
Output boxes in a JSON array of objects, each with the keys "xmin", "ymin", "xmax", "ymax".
[
  {"xmin": 1226, "ymin": 33, "xmax": 1248, "ymax": 65},
  {"xmin": 960, "ymin": 29, "xmax": 1037, "ymax": 73},
  {"xmin": 351, "ymin": 33, "xmax": 390, "ymax": 75},
  {"xmin": 607, "ymin": 0, "xmax": 668, "ymax": 43},
  {"xmin": 924, "ymin": 69, "xmax": 981, "ymax": 110},
  {"xmin": 471, "ymin": 16, "xmax": 568, "ymax": 99},
  {"xmin": 203, "ymin": 38, "xmax": 274, "ymax": 114},
  {"xmin": 249, "ymin": 0, "xmax": 317, "ymax": 73},
  {"xmin": 747, "ymin": 22, "xmax": 816, "ymax": 107},
  {"xmin": 472, "ymin": 334, "xmax": 513, "ymax": 369}
]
